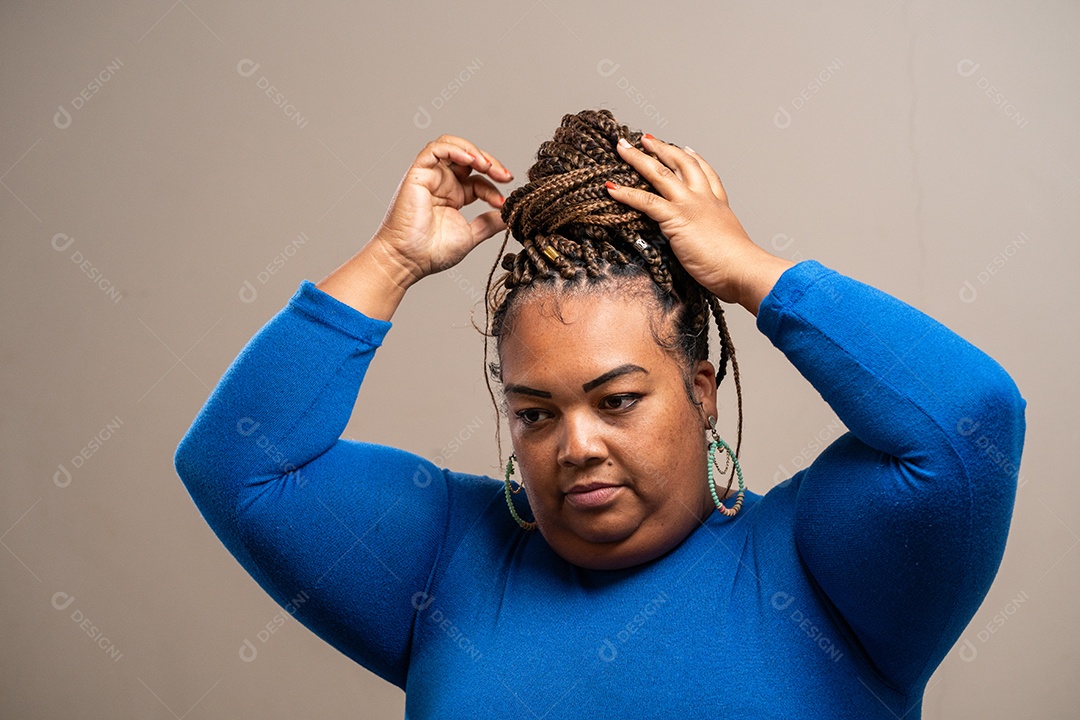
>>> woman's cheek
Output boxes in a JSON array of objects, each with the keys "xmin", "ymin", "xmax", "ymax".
[{"xmin": 517, "ymin": 447, "xmax": 556, "ymax": 502}]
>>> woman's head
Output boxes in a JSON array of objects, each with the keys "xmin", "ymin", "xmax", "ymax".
[{"xmin": 483, "ymin": 109, "xmax": 742, "ymax": 570}]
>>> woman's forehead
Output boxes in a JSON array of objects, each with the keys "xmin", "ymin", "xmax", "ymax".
[{"xmin": 497, "ymin": 292, "xmax": 676, "ymax": 385}]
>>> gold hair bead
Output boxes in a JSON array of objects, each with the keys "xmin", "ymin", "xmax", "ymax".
[{"xmin": 542, "ymin": 245, "xmax": 560, "ymax": 261}]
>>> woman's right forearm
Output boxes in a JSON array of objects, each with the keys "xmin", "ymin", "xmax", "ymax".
[{"xmin": 315, "ymin": 236, "xmax": 418, "ymax": 322}]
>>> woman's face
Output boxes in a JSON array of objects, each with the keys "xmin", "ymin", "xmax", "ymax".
[{"xmin": 499, "ymin": 283, "xmax": 722, "ymax": 570}]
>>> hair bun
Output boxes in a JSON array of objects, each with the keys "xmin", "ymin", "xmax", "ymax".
[{"xmin": 500, "ymin": 109, "xmax": 663, "ymax": 254}]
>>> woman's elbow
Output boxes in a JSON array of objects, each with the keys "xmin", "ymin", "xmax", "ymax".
[{"xmin": 952, "ymin": 360, "xmax": 1027, "ymax": 484}]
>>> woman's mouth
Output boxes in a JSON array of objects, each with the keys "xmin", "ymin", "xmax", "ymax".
[{"xmin": 564, "ymin": 484, "xmax": 623, "ymax": 509}]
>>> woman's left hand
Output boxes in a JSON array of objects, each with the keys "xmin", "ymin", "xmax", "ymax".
[{"xmin": 606, "ymin": 135, "xmax": 793, "ymax": 313}]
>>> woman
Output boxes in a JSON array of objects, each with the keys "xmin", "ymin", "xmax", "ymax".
[{"xmin": 175, "ymin": 109, "xmax": 1026, "ymax": 718}]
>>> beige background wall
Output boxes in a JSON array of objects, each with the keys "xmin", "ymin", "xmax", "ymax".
[{"xmin": 2, "ymin": 1, "xmax": 1076, "ymax": 717}]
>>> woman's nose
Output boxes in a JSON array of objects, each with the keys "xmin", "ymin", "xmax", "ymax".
[{"xmin": 557, "ymin": 412, "xmax": 607, "ymax": 467}]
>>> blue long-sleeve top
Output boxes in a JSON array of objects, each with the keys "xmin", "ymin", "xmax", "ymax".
[{"xmin": 174, "ymin": 259, "xmax": 1026, "ymax": 719}]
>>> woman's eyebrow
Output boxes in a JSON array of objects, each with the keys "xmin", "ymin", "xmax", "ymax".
[
  {"xmin": 582, "ymin": 363, "xmax": 648, "ymax": 392},
  {"xmin": 503, "ymin": 384, "xmax": 552, "ymax": 398},
  {"xmin": 504, "ymin": 364, "xmax": 648, "ymax": 398}
]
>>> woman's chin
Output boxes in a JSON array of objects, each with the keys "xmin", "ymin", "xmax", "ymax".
[
  {"xmin": 551, "ymin": 509, "xmax": 642, "ymax": 552},
  {"xmin": 577, "ymin": 523, "xmax": 635, "ymax": 546}
]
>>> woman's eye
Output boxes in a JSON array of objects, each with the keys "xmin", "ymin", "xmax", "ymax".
[
  {"xmin": 601, "ymin": 394, "xmax": 641, "ymax": 411},
  {"xmin": 515, "ymin": 409, "xmax": 549, "ymax": 426}
]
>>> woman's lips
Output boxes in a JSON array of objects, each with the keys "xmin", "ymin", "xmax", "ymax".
[{"xmin": 564, "ymin": 485, "xmax": 623, "ymax": 509}]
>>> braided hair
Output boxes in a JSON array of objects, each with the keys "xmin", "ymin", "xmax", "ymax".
[{"xmin": 482, "ymin": 108, "xmax": 743, "ymax": 496}]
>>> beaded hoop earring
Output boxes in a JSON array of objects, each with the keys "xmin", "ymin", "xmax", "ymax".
[
  {"xmin": 504, "ymin": 453, "xmax": 537, "ymax": 531},
  {"xmin": 708, "ymin": 416, "xmax": 745, "ymax": 517}
]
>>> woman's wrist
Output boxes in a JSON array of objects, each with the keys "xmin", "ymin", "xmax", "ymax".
[
  {"xmin": 314, "ymin": 237, "xmax": 418, "ymax": 321},
  {"xmin": 710, "ymin": 246, "xmax": 796, "ymax": 316}
]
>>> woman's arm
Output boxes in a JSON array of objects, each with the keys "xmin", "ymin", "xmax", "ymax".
[
  {"xmin": 174, "ymin": 279, "xmax": 439, "ymax": 685},
  {"xmin": 174, "ymin": 137, "xmax": 512, "ymax": 686},
  {"xmin": 609, "ymin": 137, "xmax": 1027, "ymax": 692},
  {"xmin": 757, "ymin": 260, "xmax": 1025, "ymax": 691}
]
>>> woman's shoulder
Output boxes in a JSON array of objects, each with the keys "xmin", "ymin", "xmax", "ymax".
[{"xmin": 436, "ymin": 465, "xmax": 512, "ymax": 524}]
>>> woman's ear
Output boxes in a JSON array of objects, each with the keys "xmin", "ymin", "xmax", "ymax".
[{"xmin": 692, "ymin": 360, "xmax": 719, "ymax": 427}]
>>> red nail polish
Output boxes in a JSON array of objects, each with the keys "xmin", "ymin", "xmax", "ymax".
[
  {"xmin": 605, "ymin": 180, "xmax": 617, "ymax": 190},
  {"xmin": 643, "ymin": 133, "xmax": 655, "ymax": 140}
]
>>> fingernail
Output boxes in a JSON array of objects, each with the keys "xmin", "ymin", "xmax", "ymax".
[
  {"xmin": 605, "ymin": 180, "xmax": 618, "ymax": 190},
  {"xmin": 684, "ymin": 145, "xmax": 696, "ymax": 154},
  {"xmin": 617, "ymin": 137, "xmax": 631, "ymax": 149},
  {"xmin": 643, "ymin": 133, "xmax": 655, "ymax": 140}
]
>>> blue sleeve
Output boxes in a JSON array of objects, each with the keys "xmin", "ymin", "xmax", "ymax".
[
  {"xmin": 173, "ymin": 280, "xmax": 488, "ymax": 689},
  {"xmin": 756, "ymin": 260, "xmax": 1027, "ymax": 692}
]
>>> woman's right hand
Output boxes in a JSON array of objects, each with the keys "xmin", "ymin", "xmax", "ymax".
[{"xmin": 373, "ymin": 135, "xmax": 513, "ymax": 286}]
